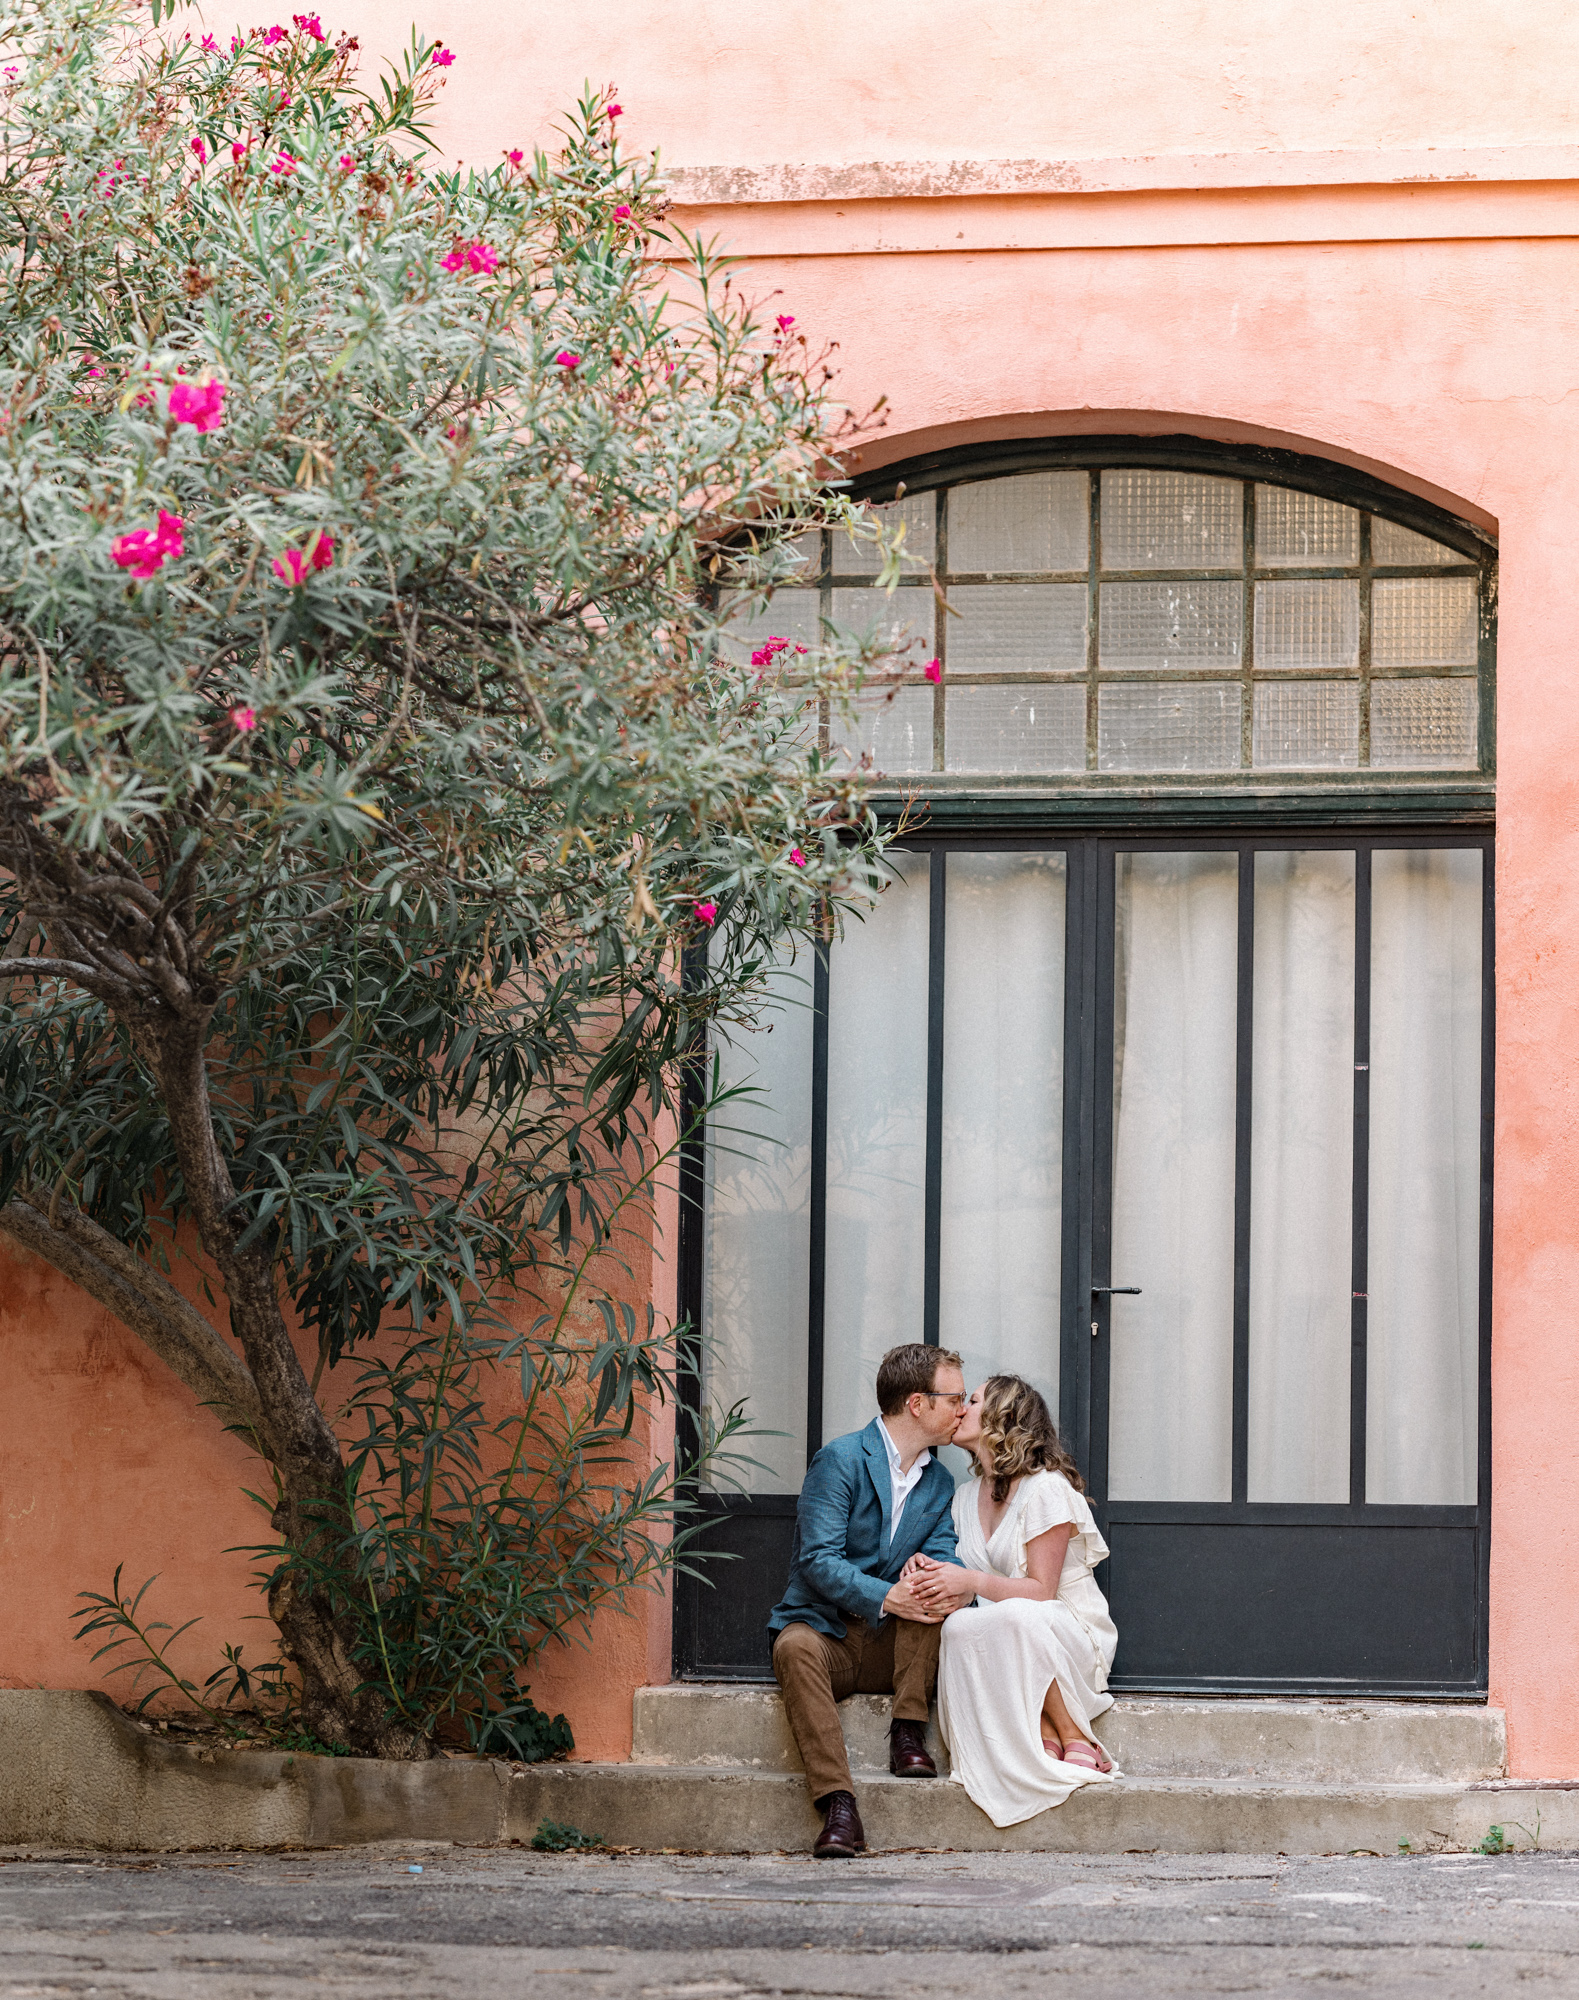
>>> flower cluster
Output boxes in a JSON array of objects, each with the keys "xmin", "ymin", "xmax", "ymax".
[
  {"xmin": 293, "ymin": 13, "xmax": 327, "ymax": 39},
  {"xmin": 749, "ymin": 634, "xmax": 808, "ymax": 670},
  {"xmin": 110, "ymin": 511, "xmax": 184, "ymax": 580},
  {"xmin": 924, "ymin": 658, "xmax": 941, "ymax": 684},
  {"xmin": 441, "ymin": 239, "xmax": 498, "ymax": 275},
  {"xmin": 271, "ymin": 534, "xmax": 336, "ymax": 586},
  {"xmin": 168, "ymin": 379, "xmax": 227, "ymax": 433}
]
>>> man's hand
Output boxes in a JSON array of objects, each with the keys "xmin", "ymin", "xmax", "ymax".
[
  {"xmin": 911, "ymin": 1561, "xmax": 977, "ymax": 1615},
  {"xmin": 881, "ymin": 1576, "xmax": 942, "ymax": 1623}
]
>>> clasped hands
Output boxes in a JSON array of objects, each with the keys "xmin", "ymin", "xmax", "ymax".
[{"xmin": 882, "ymin": 1553, "xmax": 977, "ymax": 1623}]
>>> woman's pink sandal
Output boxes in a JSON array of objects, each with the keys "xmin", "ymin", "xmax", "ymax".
[{"xmin": 1060, "ymin": 1740, "xmax": 1113, "ymax": 1774}]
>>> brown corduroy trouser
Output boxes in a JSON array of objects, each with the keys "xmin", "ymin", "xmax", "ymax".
[{"xmin": 771, "ymin": 1613, "xmax": 942, "ymax": 1804}]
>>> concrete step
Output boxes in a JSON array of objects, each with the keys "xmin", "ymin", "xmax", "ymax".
[
  {"xmin": 633, "ymin": 1684, "xmax": 1507, "ymax": 1784},
  {"xmin": 517, "ymin": 1762, "xmax": 1563, "ymax": 1856}
]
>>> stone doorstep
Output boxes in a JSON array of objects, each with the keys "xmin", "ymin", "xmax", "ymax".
[
  {"xmin": 0, "ymin": 1688, "xmax": 1552, "ymax": 1858},
  {"xmin": 632, "ymin": 1684, "xmax": 1508, "ymax": 1785}
]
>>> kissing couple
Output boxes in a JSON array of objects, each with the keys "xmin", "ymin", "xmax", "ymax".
[{"xmin": 768, "ymin": 1342, "xmax": 1119, "ymax": 1857}]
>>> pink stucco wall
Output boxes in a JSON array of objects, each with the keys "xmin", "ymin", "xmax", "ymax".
[{"xmin": 6, "ymin": 2, "xmax": 1578, "ymax": 1775}]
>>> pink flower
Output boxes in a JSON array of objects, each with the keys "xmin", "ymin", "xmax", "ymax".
[
  {"xmin": 467, "ymin": 242, "xmax": 498, "ymax": 274},
  {"xmin": 339, "ymin": 153, "xmax": 354, "ymax": 170},
  {"xmin": 775, "ymin": 313, "xmax": 795, "ymax": 331},
  {"xmin": 555, "ymin": 350, "xmax": 581, "ymax": 371},
  {"xmin": 271, "ymin": 533, "xmax": 335, "ymax": 586},
  {"xmin": 693, "ymin": 900, "xmax": 718, "ymax": 927},
  {"xmin": 432, "ymin": 46, "xmax": 454, "ymax": 65},
  {"xmin": 262, "ymin": 24, "xmax": 288, "ymax": 44},
  {"xmin": 750, "ymin": 635, "xmax": 792, "ymax": 670},
  {"xmin": 924, "ymin": 658, "xmax": 941, "ymax": 684},
  {"xmin": 507, "ymin": 148, "xmax": 524, "ymax": 167},
  {"xmin": 190, "ymin": 135, "xmax": 208, "ymax": 165},
  {"xmin": 789, "ymin": 847, "xmax": 808, "ymax": 868},
  {"xmin": 293, "ymin": 12, "xmax": 326, "ymax": 38},
  {"xmin": 168, "ymin": 379, "xmax": 227, "ymax": 433},
  {"xmin": 277, "ymin": 92, "xmax": 292, "ymax": 108},
  {"xmin": 110, "ymin": 510, "xmax": 185, "ymax": 580},
  {"xmin": 200, "ymin": 32, "xmax": 219, "ymax": 51},
  {"xmin": 613, "ymin": 203, "xmax": 630, "ymax": 219},
  {"xmin": 269, "ymin": 150, "xmax": 297, "ymax": 175},
  {"xmin": 229, "ymin": 704, "xmax": 258, "ymax": 733},
  {"xmin": 231, "ymin": 140, "xmax": 249, "ymax": 163},
  {"xmin": 86, "ymin": 366, "xmax": 102, "ymax": 379},
  {"xmin": 607, "ymin": 102, "xmax": 622, "ymax": 118}
]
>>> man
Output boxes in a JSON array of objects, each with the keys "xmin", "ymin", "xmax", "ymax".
[{"xmin": 768, "ymin": 1343, "xmax": 978, "ymax": 1858}]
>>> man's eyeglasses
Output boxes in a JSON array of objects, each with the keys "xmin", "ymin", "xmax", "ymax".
[{"xmin": 925, "ymin": 1391, "xmax": 967, "ymax": 1408}]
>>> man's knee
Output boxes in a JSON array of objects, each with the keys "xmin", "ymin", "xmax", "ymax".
[{"xmin": 772, "ymin": 1622, "xmax": 829, "ymax": 1688}]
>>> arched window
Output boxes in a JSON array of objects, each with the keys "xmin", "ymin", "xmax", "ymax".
[
  {"xmin": 682, "ymin": 441, "xmax": 1492, "ymax": 1698},
  {"xmin": 732, "ymin": 440, "xmax": 1495, "ymax": 794}
]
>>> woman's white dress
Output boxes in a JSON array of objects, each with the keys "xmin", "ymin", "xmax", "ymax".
[{"xmin": 936, "ymin": 1468, "xmax": 1120, "ymax": 1828}]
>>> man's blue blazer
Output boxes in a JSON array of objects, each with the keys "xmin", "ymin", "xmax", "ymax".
[{"xmin": 767, "ymin": 1417, "xmax": 960, "ymax": 1640}]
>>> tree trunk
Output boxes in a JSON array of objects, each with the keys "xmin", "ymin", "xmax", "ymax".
[{"xmin": 132, "ymin": 1007, "xmax": 433, "ymax": 1760}]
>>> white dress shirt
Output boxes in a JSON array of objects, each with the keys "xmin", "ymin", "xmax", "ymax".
[{"xmin": 879, "ymin": 1417, "xmax": 931, "ymax": 1544}]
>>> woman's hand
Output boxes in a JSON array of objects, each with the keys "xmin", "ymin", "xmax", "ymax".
[{"xmin": 912, "ymin": 1562, "xmax": 979, "ymax": 1615}]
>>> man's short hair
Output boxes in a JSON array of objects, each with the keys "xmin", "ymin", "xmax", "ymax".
[{"xmin": 876, "ymin": 1343, "xmax": 964, "ymax": 1416}]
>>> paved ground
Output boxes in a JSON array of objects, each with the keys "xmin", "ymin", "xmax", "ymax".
[{"xmin": 3, "ymin": 1843, "xmax": 1578, "ymax": 1998}]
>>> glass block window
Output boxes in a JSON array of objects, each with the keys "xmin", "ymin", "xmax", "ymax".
[{"xmin": 730, "ymin": 462, "xmax": 1492, "ymax": 781}]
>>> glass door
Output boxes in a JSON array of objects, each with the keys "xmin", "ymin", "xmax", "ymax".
[
  {"xmin": 1090, "ymin": 838, "xmax": 1490, "ymax": 1692},
  {"xmin": 676, "ymin": 832, "xmax": 1491, "ymax": 1694}
]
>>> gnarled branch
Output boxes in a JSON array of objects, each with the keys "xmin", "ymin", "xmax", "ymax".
[{"xmin": 0, "ymin": 1193, "xmax": 266, "ymax": 1446}]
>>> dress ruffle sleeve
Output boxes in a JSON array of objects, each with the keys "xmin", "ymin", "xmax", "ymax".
[{"xmin": 1014, "ymin": 1471, "xmax": 1110, "ymax": 1577}]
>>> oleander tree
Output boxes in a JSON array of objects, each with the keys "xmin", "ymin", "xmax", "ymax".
[{"xmin": 0, "ymin": 0, "xmax": 909, "ymax": 1757}]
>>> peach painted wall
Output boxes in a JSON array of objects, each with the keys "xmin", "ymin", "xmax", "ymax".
[
  {"xmin": 0, "ymin": 1204, "xmax": 678, "ymax": 1763},
  {"xmin": 10, "ymin": 2, "xmax": 1579, "ymax": 1774}
]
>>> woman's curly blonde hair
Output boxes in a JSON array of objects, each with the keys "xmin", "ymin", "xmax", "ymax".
[{"xmin": 973, "ymin": 1374, "xmax": 1084, "ymax": 1504}]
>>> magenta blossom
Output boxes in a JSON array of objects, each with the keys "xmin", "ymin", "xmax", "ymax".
[
  {"xmin": 775, "ymin": 313, "xmax": 795, "ymax": 331},
  {"xmin": 168, "ymin": 379, "xmax": 227, "ymax": 433},
  {"xmin": 507, "ymin": 148, "xmax": 524, "ymax": 167},
  {"xmin": 229, "ymin": 704, "xmax": 258, "ymax": 733},
  {"xmin": 432, "ymin": 45, "xmax": 454, "ymax": 65},
  {"xmin": 190, "ymin": 135, "xmax": 207, "ymax": 165},
  {"xmin": 614, "ymin": 203, "xmax": 631, "ymax": 219},
  {"xmin": 924, "ymin": 658, "xmax": 942, "ymax": 685},
  {"xmin": 607, "ymin": 102, "xmax": 622, "ymax": 118},
  {"xmin": 694, "ymin": 900, "xmax": 718, "ymax": 928},
  {"xmin": 293, "ymin": 12, "xmax": 326, "ymax": 38},
  {"xmin": 200, "ymin": 32, "xmax": 219, "ymax": 51},
  {"xmin": 261, "ymin": 24, "xmax": 288, "ymax": 44},
  {"xmin": 339, "ymin": 153, "xmax": 354, "ymax": 170},
  {"xmin": 269, "ymin": 150, "xmax": 297, "ymax": 175},
  {"xmin": 110, "ymin": 510, "xmax": 185, "ymax": 580},
  {"xmin": 555, "ymin": 350, "xmax": 581, "ymax": 371},
  {"xmin": 789, "ymin": 847, "xmax": 808, "ymax": 868},
  {"xmin": 231, "ymin": 140, "xmax": 249, "ymax": 163},
  {"xmin": 441, "ymin": 239, "xmax": 498, "ymax": 275},
  {"xmin": 750, "ymin": 635, "xmax": 793, "ymax": 670},
  {"xmin": 271, "ymin": 533, "xmax": 335, "ymax": 586}
]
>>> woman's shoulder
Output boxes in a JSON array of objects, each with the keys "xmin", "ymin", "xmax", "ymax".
[{"xmin": 1019, "ymin": 1467, "xmax": 1090, "ymax": 1524}]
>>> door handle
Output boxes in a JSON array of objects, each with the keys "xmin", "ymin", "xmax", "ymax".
[{"xmin": 1091, "ymin": 1286, "xmax": 1142, "ymax": 1295}]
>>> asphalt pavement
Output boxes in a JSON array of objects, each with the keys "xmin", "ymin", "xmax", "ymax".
[{"xmin": 2, "ymin": 1842, "xmax": 1578, "ymax": 1998}]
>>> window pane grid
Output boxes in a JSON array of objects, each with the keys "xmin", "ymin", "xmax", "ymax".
[{"xmin": 765, "ymin": 471, "xmax": 1487, "ymax": 778}]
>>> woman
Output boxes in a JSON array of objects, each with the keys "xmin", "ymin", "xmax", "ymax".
[{"xmin": 906, "ymin": 1374, "xmax": 1119, "ymax": 1828}]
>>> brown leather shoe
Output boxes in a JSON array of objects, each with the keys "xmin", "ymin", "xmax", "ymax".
[
  {"xmin": 812, "ymin": 1789, "xmax": 866, "ymax": 1858},
  {"xmin": 889, "ymin": 1718, "xmax": 937, "ymax": 1777}
]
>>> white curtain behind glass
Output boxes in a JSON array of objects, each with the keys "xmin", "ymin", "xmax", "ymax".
[
  {"xmin": 701, "ymin": 953, "xmax": 815, "ymax": 1492},
  {"xmin": 1368, "ymin": 848, "xmax": 1483, "ymax": 1505},
  {"xmin": 1109, "ymin": 852, "xmax": 1239, "ymax": 1501},
  {"xmin": 822, "ymin": 857, "xmax": 931, "ymax": 1440},
  {"xmin": 939, "ymin": 853, "xmax": 1066, "ymax": 1475},
  {"xmin": 1248, "ymin": 851, "xmax": 1355, "ymax": 1502}
]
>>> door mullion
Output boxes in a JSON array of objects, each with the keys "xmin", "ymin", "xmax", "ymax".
[
  {"xmin": 1231, "ymin": 848, "xmax": 1254, "ymax": 1506},
  {"xmin": 1349, "ymin": 847, "xmax": 1373, "ymax": 1508},
  {"xmin": 1086, "ymin": 842, "xmax": 1118, "ymax": 1507},
  {"xmin": 1062, "ymin": 838, "xmax": 1098, "ymax": 1471},
  {"xmin": 923, "ymin": 855, "xmax": 947, "ymax": 1347},
  {"xmin": 805, "ymin": 936, "xmax": 830, "ymax": 1464}
]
